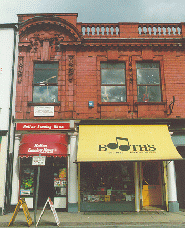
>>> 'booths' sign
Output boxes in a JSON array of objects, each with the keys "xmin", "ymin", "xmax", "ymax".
[{"xmin": 99, "ymin": 137, "xmax": 156, "ymax": 154}]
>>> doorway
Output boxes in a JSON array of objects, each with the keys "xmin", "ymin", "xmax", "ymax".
[
  {"xmin": 37, "ymin": 158, "xmax": 55, "ymax": 208},
  {"xmin": 142, "ymin": 162, "xmax": 162, "ymax": 207}
]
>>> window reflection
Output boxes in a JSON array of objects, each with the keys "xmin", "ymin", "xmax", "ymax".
[
  {"xmin": 101, "ymin": 62, "xmax": 126, "ymax": 102},
  {"xmin": 136, "ymin": 62, "xmax": 161, "ymax": 102},
  {"xmin": 33, "ymin": 86, "xmax": 58, "ymax": 103},
  {"xmin": 33, "ymin": 62, "xmax": 58, "ymax": 103}
]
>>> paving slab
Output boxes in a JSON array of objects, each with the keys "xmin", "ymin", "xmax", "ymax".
[{"xmin": 0, "ymin": 210, "xmax": 185, "ymax": 227}]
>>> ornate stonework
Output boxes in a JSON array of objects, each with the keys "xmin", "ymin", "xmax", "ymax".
[
  {"xmin": 29, "ymin": 32, "xmax": 64, "ymax": 53},
  {"xmin": 129, "ymin": 56, "xmax": 133, "ymax": 84},
  {"xmin": 17, "ymin": 56, "xmax": 24, "ymax": 84},
  {"xmin": 68, "ymin": 55, "xmax": 75, "ymax": 82}
]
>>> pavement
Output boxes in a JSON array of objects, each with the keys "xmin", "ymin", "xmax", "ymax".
[{"xmin": 1, "ymin": 209, "xmax": 185, "ymax": 227}]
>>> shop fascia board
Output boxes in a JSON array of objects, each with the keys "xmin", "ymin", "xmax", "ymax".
[{"xmin": 78, "ymin": 118, "xmax": 185, "ymax": 126}]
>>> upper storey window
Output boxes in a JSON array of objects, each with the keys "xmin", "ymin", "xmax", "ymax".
[
  {"xmin": 33, "ymin": 62, "xmax": 58, "ymax": 103},
  {"xmin": 136, "ymin": 62, "xmax": 161, "ymax": 102},
  {"xmin": 101, "ymin": 62, "xmax": 126, "ymax": 102}
]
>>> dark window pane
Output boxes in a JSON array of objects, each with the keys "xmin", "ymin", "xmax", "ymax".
[
  {"xmin": 137, "ymin": 86, "xmax": 161, "ymax": 102},
  {"xmin": 101, "ymin": 86, "xmax": 126, "ymax": 102},
  {"xmin": 101, "ymin": 62, "xmax": 125, "ymax": 69},
  {"xmin": 34, "ymin": 63, "xmax": 58, "ymax": 84},
  {"xmin": 101, "ymin": 69, "xmax": 125, "ymax": 84},
  {"xmin": 136, "ymin": 62, "xmax": 159, "ymax": 69},
  {"xmin": 34, "ymin": 69, "xmax": 58, "ymax": 84},
  {"xmin": 137, "ymin": 69, "xmax": 160, "ymax": 85},
  {"xmin": 33, "ymin": 86, "xmax": 58, "ymax": 103},
  {"xmin": 35, "ymin": 63, "xmax": 58, "ymax": 69}
]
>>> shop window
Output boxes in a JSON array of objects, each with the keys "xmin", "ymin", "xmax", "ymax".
[
  {"xmin": 20, "ymin": 158, "xmax": 35, "ymax": 197},
  {"xmin": 80, "ymin": 162, "xmax": 135, "ymax": 203},
  {"xmin": 33, "ymin": 62, "xmax": 58, "ymax": 103},
  {"xmin": 101, "ymin": 62, "xmax": 126, "ymax": 102},
  {"xmin": 136, "ymin": 62, "xmax": 161, "ymax": 102}
]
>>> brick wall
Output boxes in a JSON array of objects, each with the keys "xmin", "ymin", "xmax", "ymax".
[{"xmin": 15, "ymin": 14, "xmax": 185, "ymax": 120}]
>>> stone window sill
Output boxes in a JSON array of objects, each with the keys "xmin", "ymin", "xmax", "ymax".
[
  {"xmin": 98, "ymin": 102, "xmax": 130, "ymax": 106},
  {"xmin": 27, "ymin": 102, "xmax": 60, "ymax": 106}
]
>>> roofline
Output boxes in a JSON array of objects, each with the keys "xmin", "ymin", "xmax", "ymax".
[
  {"xmin": 0, "ymin": 23, "xmax": 18, "ymax": 29},
  {"xmin": 17, "ymin": 13, "xmax": 78, "ymax": 17}
]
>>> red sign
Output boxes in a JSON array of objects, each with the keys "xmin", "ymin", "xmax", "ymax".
[
  {"xmin": 19, "ymin": 134, "xmax": 68, "ymax": 157},
  {"xmin": 16, "ymin": 123, "xmax": 70, "ymax": 131}
]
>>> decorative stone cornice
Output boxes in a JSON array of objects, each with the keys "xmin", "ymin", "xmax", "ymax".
[{"xmin": 19, "ymin": 15, "xmax": 83, "ymax": 42}]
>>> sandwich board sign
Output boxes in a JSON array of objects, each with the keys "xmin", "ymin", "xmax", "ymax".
[
  {"xmin": 36, "ymin": 197, "xmax": 60, "ymax": 227},
  {"xmin": 8, "ymin": 198, "xmax": 32, "ymax": 227}
]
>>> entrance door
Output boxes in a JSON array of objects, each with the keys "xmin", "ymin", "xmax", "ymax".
[
  {"xmin": 37, "ymin": 158, "xmax": 55, "ymax": 207},
  {"xmin": 142, "ymin": 162, "xmax": 162, "ymax": 207}
]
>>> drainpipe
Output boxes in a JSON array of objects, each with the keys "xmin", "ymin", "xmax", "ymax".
[{"xmin": 4, "ymin": 24, "xmax": 18, "ymax": 214}]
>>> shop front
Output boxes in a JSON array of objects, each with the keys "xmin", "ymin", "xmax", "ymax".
[
  {"xmin": 77, "ymin": 124, "xmax": 182, "ymax": 212},
  {"xmin": 18, "ymin": 134, "xmax": 68, "ymax": 210}
]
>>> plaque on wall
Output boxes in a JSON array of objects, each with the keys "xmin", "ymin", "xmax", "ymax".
[{"xmin": 34, "ymin": 106, "xmax": 54, "ymax": 116}]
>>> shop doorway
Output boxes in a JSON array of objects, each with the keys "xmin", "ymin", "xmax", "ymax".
[
  {"xmin": 142, "ymin": 162, "xmax": 162, "ymax": 207},
  {"xmin": 37, "ymin": 158, "xmax": 54, "ymax": 208}
]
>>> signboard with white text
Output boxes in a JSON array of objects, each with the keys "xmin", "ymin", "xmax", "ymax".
[
  {"xmin": 32, "ymin": 156, "xmax": 46, "ymax": 166},
  {"xmin": 16, "ymin": 123, "xmax": 70, "ymax": 131}
]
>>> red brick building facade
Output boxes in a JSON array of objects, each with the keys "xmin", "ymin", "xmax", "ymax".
[{"xmin": 12, "ymin": 13, "xmax": 185, "ymax": 213}]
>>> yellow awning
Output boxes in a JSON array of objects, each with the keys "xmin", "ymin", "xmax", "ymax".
[{"xmin": 77, "ymin": 125, "xmax": 182, "ymax": 162}]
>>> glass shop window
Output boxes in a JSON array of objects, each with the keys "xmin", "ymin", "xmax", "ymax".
[
  {"xmin": 80, "ymin": 162, "xmax": 135, "ymax": 203},
  {"xmin": 136, "ymin": 62, "xmax": 161, "ymax": 102},
  {"xmin": 20, "ymin": 158, "xmax": 35, "ymax": 197},
  {"xmin": 33, "ymin": 62, "xmax": 58, "ymax": 103},
  {"xmin": 101, "ymin": 62, "xmax": 126, "ymax": 102}
]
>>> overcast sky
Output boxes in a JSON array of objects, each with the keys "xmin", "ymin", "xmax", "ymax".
[{"xmin": 1, "ymin": 0, "xmax": 185, "ymax": 24}]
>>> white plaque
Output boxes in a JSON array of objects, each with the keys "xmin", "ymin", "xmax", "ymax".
[
  {"xmin": 34, "ymin": 106, "xmax": 54, "ymax": 116},
  {"xmin": 32, "ymin": 156, "xmax": 46, "ymax": 166}
]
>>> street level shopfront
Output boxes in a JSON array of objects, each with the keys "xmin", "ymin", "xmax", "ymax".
[
  {"xmin": 77, "ymin": 124, "xmax": 182, "ymax": 212},
  {"xmin": 11, "ymin": 122, "xmax": 79, "ymax": 212},
  {"xmin": 18, "ymin": 134, "xmax": 68, "ymax": 209}
]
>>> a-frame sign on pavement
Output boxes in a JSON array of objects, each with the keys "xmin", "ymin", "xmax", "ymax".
[
  {"xmin": 36, "ymin": 197, "xmax": 60, "ymax": 227},
  {"xmin": 8, "ymin": 198, "xmax": 32, "ymax": 227}
]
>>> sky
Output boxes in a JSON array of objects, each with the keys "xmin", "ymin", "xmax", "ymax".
[{"xmin": 1, "ymin": 0, "xmax": 185, "ymax": 24}]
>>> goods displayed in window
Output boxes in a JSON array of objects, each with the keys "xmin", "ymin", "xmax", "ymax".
[
  {"xmin": 80, "ymin": 162, "xmax": 135, "ymax": 203},
  {"xmin": 54, "ymin": 168, "xmax": 67, "ymax": 196},
  {"xmin": 20, "ymin": 166, "xmax": 34, "ymax": 196}
]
